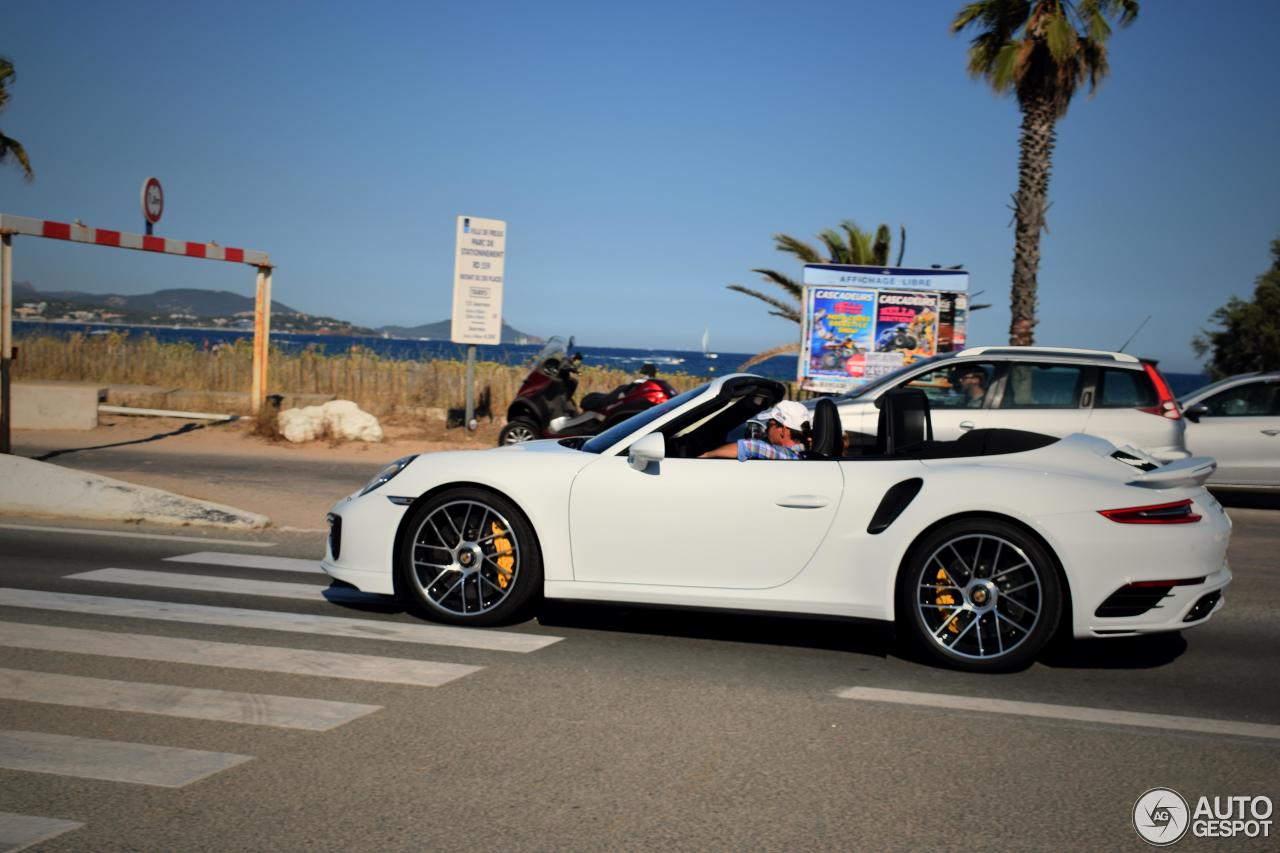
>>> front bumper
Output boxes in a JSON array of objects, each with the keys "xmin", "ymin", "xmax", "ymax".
[{"xmin": 319, "ymin": 491, "xmax": 408, "ymax": 596}]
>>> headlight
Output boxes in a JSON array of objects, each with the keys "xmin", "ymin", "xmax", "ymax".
[{"xmin": 358, "ymin": 455, "xmax": 418, "ymax": 497}]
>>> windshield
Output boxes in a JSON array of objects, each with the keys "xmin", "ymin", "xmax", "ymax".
[
  {"xmin": 836, "ymin": 353, "xmax": 951, "ymax": 400},
  {"xmin": 580, "ymin": 384, "xmax": 709, "ymax": 453},
  {"xmin": 532, "ymin": 336, "xmax": 570, "ymax": 364}
]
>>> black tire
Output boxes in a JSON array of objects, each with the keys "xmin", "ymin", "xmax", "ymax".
[
  {"xmin": 498, "ymin": 418, "xmax": 540, "ymax": 445},
  {"xmin": 897, "ymin": 518, "xmax": 1062, "ymax": 672},
  {"xmin": 399, "ymin": 487, "xmax": 542, "ymax": 626}
]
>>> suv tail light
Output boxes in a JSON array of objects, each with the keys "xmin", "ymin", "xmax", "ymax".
[
  {"xmin": 1099, "ymin": 498, "xmax": 1201, "ymax": 524},
  {"xmin": 1139, "ymin": 362, "xmax": 1181, "ymax": 419}
]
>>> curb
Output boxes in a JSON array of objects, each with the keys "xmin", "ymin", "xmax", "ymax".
[{"xmin": 0, "ymin": 455, "xmax": 270, "ymax": 529}]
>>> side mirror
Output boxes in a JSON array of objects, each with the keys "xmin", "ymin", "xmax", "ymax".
[
  {"xmin": 627, "ymin": 432, "xmax": 665, "ymax": 471},
  {"xmin": 1184, "ymin": 403, "xmax": 1208, "ymax": 423}
]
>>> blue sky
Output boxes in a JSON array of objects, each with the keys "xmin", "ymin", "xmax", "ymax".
[{"xmin": 5, "ymin": 0, "xmax": 1278, "ymax": 372}]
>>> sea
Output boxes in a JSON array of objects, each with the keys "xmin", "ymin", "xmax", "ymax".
[{"xmin": 13, "ymin": 320, "xmax": 1213, "ymax": 397}]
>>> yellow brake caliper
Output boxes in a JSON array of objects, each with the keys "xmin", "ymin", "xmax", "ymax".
[
  {"xmin": 935, "ymin": 568, "xmax": 959, "ymax": 634},
  {"xmin": 491, "ymin": 521, "xmax": 513, "ymax": 588}
]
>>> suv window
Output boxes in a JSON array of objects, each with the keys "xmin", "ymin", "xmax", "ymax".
[
  {"xmin": 998, "ymin": 364, "xmax": 1086, "ymax": 409},
  {"xmin": 1097, "ymin": 367, "xmax": 1157, "ymax": 408},
  {"xmin": 1200, "ymin": 381, "xmax": 1280, "ymax": 416},
  {"xmin": 903, "ymin": 362, "xmax": 994, "ymax": 409}
]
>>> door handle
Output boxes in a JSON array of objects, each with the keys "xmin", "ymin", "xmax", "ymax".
[
  {"xmin": 1263, "ymin": 429, "xmax": 1280, "ymax": 436},
  {"xmin": 776, "ymin": 495, "xmax": 830, "ymax": 509},
  {"xmin": 959, "ymin": 420, "xmax": 975, "ymax": 431}
]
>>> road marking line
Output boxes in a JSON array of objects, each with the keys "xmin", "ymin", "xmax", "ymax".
[
  {"xmin": 0, "ymin": 588, "xmax": 561, "ymax": 653},
  {"xmin": 164, "ymin": 551, "xmax": 323, "ymax": 574},
  {"xmin": 0, "ymin": 522, "xmax": 275, "ymax": 548},
  {"xmin": 836, "ymin": 686, "xmax": 1280, "ymax": 742},
  {"xmin": 0, "ymin": 729, "xmax": 252, "ymax": 788},
  {"xmin": 0, "ymin": 811, "xmax": 84, "ymax": 850},
  {"xmin": 0, "ymin": 668, "xmax": 381, "ymax": 731},
  {"xmin": 0, "ymin": 621, "xmax": 480, "ymax": 687},
  {"xmin": 68, "ymin": 568, "xmax": 346, "ymax": 601}
]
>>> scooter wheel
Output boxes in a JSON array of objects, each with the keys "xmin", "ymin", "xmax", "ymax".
[{"xmin": 498, "ymin": 418, "xmax": 540, "ymax": 445}]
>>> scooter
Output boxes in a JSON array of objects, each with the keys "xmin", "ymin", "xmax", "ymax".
[{"xmin": 498, "ymin": 336, "xmax": 678, "ymax": 445}]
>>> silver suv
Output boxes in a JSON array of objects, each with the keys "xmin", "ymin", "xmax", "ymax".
[{"xmin": 826, "ymin": 346, "xmax": 1188, "ymax": 461}]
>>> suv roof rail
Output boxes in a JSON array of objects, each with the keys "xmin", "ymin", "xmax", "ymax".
[{"xmin": 956, "ymin": 346, "xmax": 1141, "ymax": 363}]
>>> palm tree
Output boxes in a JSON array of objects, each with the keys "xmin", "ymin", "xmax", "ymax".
[
  {"xmin": 0, "ymin": 56, "xmax": 34, "ymax": 181},
  {"xmin": 951, "ymin": 0, "xmax": 1137, "ymax": 345},
  {"xmin": 728, "ymin": 221, "xmax": 904, "ymax": 369}
]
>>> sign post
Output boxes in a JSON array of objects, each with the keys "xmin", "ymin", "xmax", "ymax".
[
  {"xmin": 140, "ymin": 177, "xmax": 164, "ymax": 237},
  {"xmin": 1, "ymin": 233, "xmax": 12, "ymax": 453},
  {"xmin": 450, "ymin": 215, "xmax": 506, "ymax": 430}
]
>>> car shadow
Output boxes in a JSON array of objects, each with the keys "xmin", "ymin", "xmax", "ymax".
[
  {"xmin": 537, "ymin": 599, "xmax": 894, "ymax": 659},
  {"xmin": 1037, "ymin": 632, "xmax": 1189, "ymax": 669}
]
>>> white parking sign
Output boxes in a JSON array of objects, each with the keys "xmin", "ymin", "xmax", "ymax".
[{"xmin": 450, "ymin": 215, "xmax": 506, "ymax": 345}]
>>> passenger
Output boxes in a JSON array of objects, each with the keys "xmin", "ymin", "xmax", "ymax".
[
  {"xmin": 700, "ymin": 400, "xmax": 812, "ymax": 460},
  {"xmin": 955, "ymin": 368, "xmax": 987, "ymax": 407}
]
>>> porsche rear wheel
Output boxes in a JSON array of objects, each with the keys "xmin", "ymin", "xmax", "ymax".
[
  {"xmin": 399, "ymin": 488, "xmax": 542, "ymax": 626},
  {"xmin": 899, "ymin": 519, "xmax": 1062, "ymax": 672}
]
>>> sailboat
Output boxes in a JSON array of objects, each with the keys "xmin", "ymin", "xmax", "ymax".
[{"xmin": 701, "ymin": 328, "xmax": 718, "ymax": 359}]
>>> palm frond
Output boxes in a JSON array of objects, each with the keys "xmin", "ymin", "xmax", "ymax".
[
  {"xmin": 738, "ymin": 341, "xmax": 800, "ymax": 371},
  {"xmin": 818, "ymin": 229, "xmax": 849, "ymax": 264},
  {"xmin": 748, "ymin": 268, "xmax": 803, "ymax": 301},
  {"xmin": 895, "ymin": 225, "xmax": 907, "ymax": 266},
  {"xmin": 872, "ymin": 224, "xmax": 892, "ymax": 266},
  {"xmin": 726, "ymin": 284, "xmax": 801, "ymax": 323},
  {"xmin": 772, "ymin": 233, "xmax": 823, "ymax": 264},
  {"xmin": 0, "ymin": 132, "xmax": 33, "ymax": 180}
]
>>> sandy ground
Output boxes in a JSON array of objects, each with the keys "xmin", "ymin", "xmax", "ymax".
[{"xmin": 11, "ymin": 413, "xmax": 502, "ymax": 529}]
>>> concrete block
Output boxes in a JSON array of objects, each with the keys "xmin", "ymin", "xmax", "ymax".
[
  {"xmin": 4, "ymin": 381, "xmax": 106, "ymax": 430},
  {"xmin": 105, "ymin": 384, "xmax": 181, "ymax": 408}
]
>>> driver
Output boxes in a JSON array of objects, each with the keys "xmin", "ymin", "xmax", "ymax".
[{"xmin": 700, "ymin": 401, "xmax": 812, "ymax": 460}]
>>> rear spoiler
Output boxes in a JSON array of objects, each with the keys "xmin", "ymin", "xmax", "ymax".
[{"xmin": 1125, "ymin": 456, "xmax": 1217, "ymax": 489}]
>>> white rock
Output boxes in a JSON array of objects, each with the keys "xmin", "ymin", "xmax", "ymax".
[{"xmin": 277, "ymin": 400, "xmax": 383, "ymax": 443}]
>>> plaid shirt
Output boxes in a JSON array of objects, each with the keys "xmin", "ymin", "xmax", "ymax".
[{"xmin": 736, "ymin": 439, "xmax": 803, "ymax": 461}]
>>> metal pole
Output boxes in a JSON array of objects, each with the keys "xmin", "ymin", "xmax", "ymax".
[
  {"xmin": 464, "ymin": 345, "xmax": 476, "ymax": 430},
  {"xmin": 251, "ymin": 267, "xmax": 272, "ymax": 414},
  {"xmin": 0, "ymin": 233, "xmax": 11, "ymax": 454}
]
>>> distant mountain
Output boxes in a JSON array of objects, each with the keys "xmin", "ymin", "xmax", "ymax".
[
  {"xmin": 13, "ymin": 281, "xmax": 299, "ymax": 316},
  {"xmin": 378, "ymin": 319, "xmax": 542, "ymax": 345}
]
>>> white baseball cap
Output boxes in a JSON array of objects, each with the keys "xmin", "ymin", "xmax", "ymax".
[{"xmin": 758, "ymin": 400, "xmax": 810, "ymax": 432}]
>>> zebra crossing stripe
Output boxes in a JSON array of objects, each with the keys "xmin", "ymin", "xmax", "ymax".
[
  {"xmin": 68, "ymin": 568, "xmax": 359, "ymax": 601},
  {"xmin": 0, "ymin": 729, "xmax": 252, "ymax": 788},
  {"xmin": 0, "ymin": 811, "xmax": 84, "ymax": 850},
  {"xmin": 0, "ymin": 668, "xmax": 381, "ymax": 731},
  {"xmin": 0, "ymin": 621, "xmax": 480, "ymax": 687},
  {"xmin": 164, "ymin": 551, "xmax": 323, "ymax": 574},
  {"xmin": 0, "ymin": 588, "xmax": 561, "ymax": 653}
]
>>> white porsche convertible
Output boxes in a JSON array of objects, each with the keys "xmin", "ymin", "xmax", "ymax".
[{"xmin": 322, "ymin": 375, "xmax": 1231, "ymax": 672}]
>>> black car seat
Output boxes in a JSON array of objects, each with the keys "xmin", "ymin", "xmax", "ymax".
[
  {"xmin": 805, "ymin": 398, "xmax": 843, "ymax": 459},
  {"xmin": 875, "ymin": 388, "xmax": 933, "ymax": 455}
]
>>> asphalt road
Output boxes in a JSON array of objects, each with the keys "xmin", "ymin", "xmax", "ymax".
[{"xmin": 0, "ymin": 510, "xmax": 1276, "ymax": 852}]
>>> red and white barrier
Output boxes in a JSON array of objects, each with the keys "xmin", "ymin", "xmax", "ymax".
[{"xmin": 0, "ymin": 214, "xmax": 270, "ymax": 267}]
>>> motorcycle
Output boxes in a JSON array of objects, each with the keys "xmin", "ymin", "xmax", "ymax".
[{"xmin": 498, "ymin": 336, "xmax": 678, "ymax": 445}]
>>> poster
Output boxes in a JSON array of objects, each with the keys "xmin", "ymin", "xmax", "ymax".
[{"xmin": 798, "ymin": 265, "xmax": 968, "ymax": 393}]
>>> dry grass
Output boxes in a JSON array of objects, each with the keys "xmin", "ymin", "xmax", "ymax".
[{"xmin": 12, "ymin": 331, "xmax": 721, "ymax": 419}]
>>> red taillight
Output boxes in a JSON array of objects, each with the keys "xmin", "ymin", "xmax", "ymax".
[
  {"xmin": 1099, "ymin": 498, "xmax": 1201, "ymax": 524},
  {"xmin": 1139, "ymin": 362, "xmax": 1181, "ymax": 419}
]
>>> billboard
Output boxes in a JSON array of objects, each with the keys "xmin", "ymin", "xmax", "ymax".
[{"xmin": 798, "ymin": 265, "xmax": 969, "ymax": 393}]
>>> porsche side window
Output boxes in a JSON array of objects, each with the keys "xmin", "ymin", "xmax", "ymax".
[
  {"xmin": 1200, "ymin": 382, "xmax": 1280, "ymax": 417},
  {"xmin": 998, "ymin": 364, "xmax": 1086, "ymax": 409}
]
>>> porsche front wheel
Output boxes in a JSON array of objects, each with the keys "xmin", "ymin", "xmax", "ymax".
[
  {"xmin": 899, "ymin": 519, "xmax": 1062, "ymax": 672},
  {"xmin": 399, "ymin": 488, "xmax": 542, "ymax": 626}
]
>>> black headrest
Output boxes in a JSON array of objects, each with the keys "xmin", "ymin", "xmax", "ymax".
[
  {"xmin": 808, "ymin": 398, "xmax": 842, "ymax": 459},
  {"xmin": 876, "ymin": 388, "xmax": 933, "ymax": 454}
]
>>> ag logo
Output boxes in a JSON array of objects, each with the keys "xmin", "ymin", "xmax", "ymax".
[{"xmin": 1134, "ymin": 787, "xmax": 1190, "ymax": 845}]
